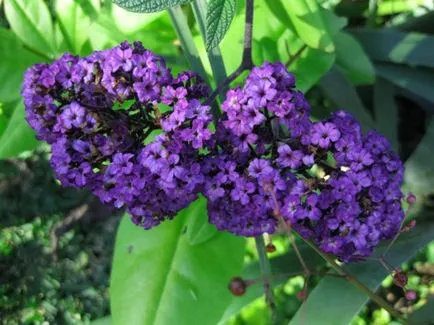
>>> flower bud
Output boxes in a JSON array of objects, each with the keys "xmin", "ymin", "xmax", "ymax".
[
  {"xmin": 266, "ymin": 243, "xmax": 276, "ymax": 253},
  {"xmin": 392, "ymin": 269, "xmax": 408, "ymax": 288},
  {"xmin": 405, "ymin": 290, "xmax": 417, "ymax": 301},
  {"xmin": 406, "ymin": 193, "xmax": 416, "ymax": 205},
  {"xmin": 228, "ymin": 277, "xmax": 247, "ymax": 296}
]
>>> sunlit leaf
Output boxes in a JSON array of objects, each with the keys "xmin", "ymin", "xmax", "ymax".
[
  {"xmin": 113, "ymin": 0, "xmax": 193, "ymax": 13},
  {"xmin": 4, "ymin": 0, "xmax": 56, "ymax": 56},
  {"xmin": 111, "ymin": 201, "xmax": 245, "ymax": 325},
  {"xmin": 0, "ymin": 101, "xmax": 39, "ymax": 158},
  {"xmin": 0, "ymin": 28, "xmax": 42, "ymax": 102},
  {"xmin": 206, "ymin": 0, "xmax": 237, "ymax": 51},
  {"xmin": 55, "ymin": 0, "xmax": 100, "ymax": 54},
  {"xmin": 267, "ymin": 0, "xmax": 335, "ymax": 53}
]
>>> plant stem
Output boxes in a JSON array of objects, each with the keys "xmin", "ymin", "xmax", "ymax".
[
  {"xmin": 367, "ymin": 0, "xmax": 380, "ymax": 28},
  {"xmin": 191, "ymin": 0, "xmax": 227, "ymax": 91},
  {"xmin": 285, "ymin": 44, "xmax": 307, "ymax": 67},
  {"xmin": 300, "ymin": 236, "xmax": 408, "ymax": 323},
  {"xmin": 168, "ymin": 6, "xmax": 209, "ymax": 82},
  {"xmin": 255, "ymin": 236, "xmax": 276, "ymax": 323},
  {"xmin": 205, "ymin": 0, "xmax": 255, "ymax": 105}
]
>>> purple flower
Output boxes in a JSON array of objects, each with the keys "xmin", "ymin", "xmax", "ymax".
[
  {"xmin": 310, "ymin": 122, "xmax": 341, "ymax": 148},
  {"xmin": 277, "ymin": 144, "xmax": 303, "ymax": 169}
]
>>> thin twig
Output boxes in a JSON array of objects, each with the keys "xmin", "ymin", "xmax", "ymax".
[
  {"xmin": 300, "ymin": 236, "xmax": 408, "ymax": 323},
  {"xmin": 285, "ymin": 44, "xmax": 308, "ymax": 67}
]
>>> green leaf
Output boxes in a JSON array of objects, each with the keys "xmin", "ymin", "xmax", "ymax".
[
  {"xmin": 280, "ymin": 29, "xmax": 335, "ymax": 93},
  {"xmin": 186, "ymin": 196, "xmax": 218, "ymax": 246},
  {"xmin": 111, "ymin": 202, "xmax": 245, "ymax": 325},
  {"xmin": 54, "ymin": 0, "xmax": 99, "ymax": 54},
  {"xmin": 113, "ymin": 0, "xmax": 193, "ymax": 13},
  {"xmin": 206, "ymin": 0, "xmax": 237, "ymax": 51},
  {"xmin": 0, "ymin": 28, "xmax": 42, "ymax": 102},
  {"xmin": 0, "ymin": 101, "xmax": 39, "ymax": 159},
  {"xmin": 319, "ymin": 67, "xmax": 375, "ymax": 129},
  {"xmin": 320, "ymin": 7, "xmax": 347, "ymax": 37},
  {"xmin": 374, "ymin": 77, "xmax": 399, "ymax": 151},
  {"xmin": 252, "ymin": 37, "xmax": 280, "ymax": 65},
  {"xmin": 351, "ymin": 29, "xmax": 434, "ymax": 69},
  {"xmin": 4, "ymin": 0, "xmax": 56, "ymax": 56},
  {"xmin": 409, "ymin": 298, "xmax": 434, "ymax": 325},
  {"xmin": 265, "ymin": 0, "xmax": 295, "ymax": 32},
  {"xmin": 219, "ymin": 244, "xmax": 325, "ymax": 324},
  {"xmin": 404, "ymin": 119, "xmax": 434, "ymax": 202},
  {"xmin": 270, "ymin": 0, "xmax": 336, "ymax": 53},
  {"xmin": 91, "ymin": 316, "xmax": 112, "ymax": 325},
  {"xmin": 290, "ymin": 217, "xmax": 434, "ymax": 325},
  {"xmin": 375, "ymin": 63, "xmax": 434, "ymax": 104},
  {"xmin": 335, "ymin": 31, "xmax": 375, "ymax": 85}
]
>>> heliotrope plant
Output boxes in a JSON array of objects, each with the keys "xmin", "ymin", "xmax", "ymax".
[{"xmin": 21, "ymin": 0, "xmax": 419, "ymax": 322}]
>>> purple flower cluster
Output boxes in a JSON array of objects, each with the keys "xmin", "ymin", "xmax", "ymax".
[
  {"xmin": 23, "ymin": 44, "xmax": 406, "ymax": 260},
  {"xmin": 202, "ymin": 62, "xmax": 405, "ymax": 260},
  {"xmin": 22, "ymin": 41, "xmax": 212, "ymax": 229}
]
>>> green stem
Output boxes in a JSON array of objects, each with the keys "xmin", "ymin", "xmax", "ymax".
[
  {"xmin": 255, "ymin": 236, "xmax": 276, "ymax": 323},
  {"xmin": 191, "ymin": 0, "xmax": 227, "ymax": 93},
  {"xmin": 168, "ymin": 6, "xmax": 209, "ymax": 82},
  {"xmin": 367, "ymin": 0, "xmax": 380, "ymax": 28},
  {"xmin": 300, "ymin": 236, "xmax": 407, "ymax": 323},
  {"xmin": 168, "ymin": 5, "xmax": 221, "ymax": 122}
]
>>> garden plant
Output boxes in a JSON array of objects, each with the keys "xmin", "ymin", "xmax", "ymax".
[{"xmin": 0, "ymin": 0, "xmax": 433, "ymax": 324}]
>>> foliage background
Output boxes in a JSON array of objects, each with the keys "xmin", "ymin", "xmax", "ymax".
[{"xmin": 0, "ymin": 0, "xmax": 433, "ymax": 324}]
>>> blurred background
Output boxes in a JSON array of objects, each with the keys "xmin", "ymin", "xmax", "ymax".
[{"xmin": 0, "ymin": 0, "xmax": 433, "ymax": 324}]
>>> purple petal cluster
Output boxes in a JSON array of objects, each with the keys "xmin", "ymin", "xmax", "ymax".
[
  {"xmin": 22, "ymin": 41, "xmax": 212, "ymax": 229},
  {"xmin": 23, "ymin": 47, "xmax": 406, "ymax": 261},
  {"xmin": 203, "ymin": 62, "xmax": 405, "ymax": 261}
]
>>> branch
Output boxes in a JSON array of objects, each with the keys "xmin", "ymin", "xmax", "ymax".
[
  {"xmin": 204, "ymin": 0, "xmax": 255, "ymax": 106},
  {"xmin": 299, "ymin": 236, "xmax": 408, "ymax": 323},
  {"xmin": 285, "ymin": 44, "xmax": 307, "ymax": 67}
]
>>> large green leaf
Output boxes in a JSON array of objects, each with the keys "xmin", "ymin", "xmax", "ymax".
[
  {"xmin": 319, "ymin": 68, "xmax": 375, "ymax": 129},
  {"xmin": 252, "ymin": 37, "xmax": 280, "ymax": 65},
  {"xmin": 0, "ymin": 101, "xmax": 39, "ymax": 159},
  {"xmin": 4, "ymin": 0, "xmax": 56, "ymax": 56},
  {"xmin": 409, "ymin": 298, "xmax": 434, "ymax": 325},
  {"xmin": 268, "ymin": 0, "xmax": 335, "ymax": 53},
  {"xmin": 404, "ymin": 120, "xmax": 434, "ymax": 202},
  {"xmin": 0, "ymin": 28, "xmax": 42, "ymax": 102},
  {"xmin": 374, "ymin": 77, "xmax": 399, "ymax": 151},
  {"xmin": 186, "ymin": 196, "xmax": 218, "ymax": 246},
  {"xmin": 375, "ymin": 63, "xmax": 434, "ymax": 104},
  {"xmin": 110, "ymin": 201, "xmax": 245, "ymax": 325},
  {"xmin": 55, "ymin": 0, "xmax": 99, "ymax": 54},
  {"xmin": 278, "ymin": 30, "xmax": 335, "ymax": 93},
  {"xmin": 335, "ymin": 31, "xmax": 375, "ymax": 85},
  {"xmin": 113, "ymin": 0, "xmax": 193, "ymax": 13},
  {"xmin": 351, "ymin": 29, "xmax": 434, "ymax": 69},
  {"xmin": 290, "ymin": 218, "xmax": 434, "ymax": 325},
  {"xmin": 219, "ymin": 244, "xmax": 325, "ymax": 324},
  {"xmin": 206, "ymin": 0, "xmax": 237, "ymax": 51}
]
